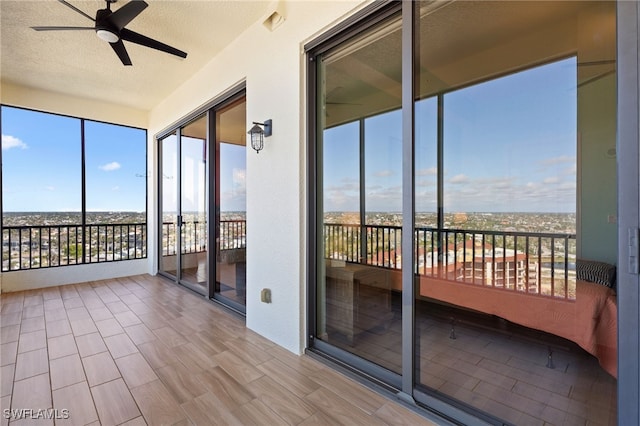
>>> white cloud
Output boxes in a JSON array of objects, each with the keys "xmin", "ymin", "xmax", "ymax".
[
  {"xmin": 543, "ymin": 177, "xmax": 560, "ymax": 184},
  {"xmin": 99, "ymin": 161, "xmax": 121, "ymax": 171},
  {"xmin": 374, "ymin": 170, "xmax": 394, "ymax": 177},
  {"xmin": 417, "ymin": 167, "xmax": 437, "ymax": 176},
  {"xmin": 2, "ymin": 134, "xmax": 27, "ymax": 150},
  {"xmin": 449, "ymin": 174, "xmax": 469, "ymax": 184}
]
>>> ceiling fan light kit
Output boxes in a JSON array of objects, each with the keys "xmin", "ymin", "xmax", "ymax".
[{"xmin": 32, "ymin": 0, "xmax": 188, "ymax": 66}]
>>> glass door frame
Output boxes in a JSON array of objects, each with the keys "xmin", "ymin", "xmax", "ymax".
[{"xmin": 156, "ymin": 83, "xmax": 247, "ymax": 315}]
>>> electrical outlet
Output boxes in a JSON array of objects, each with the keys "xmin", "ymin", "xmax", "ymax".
[{"xmin": 260, "ymin": 288, "xmax": 272, "ymax": 303}]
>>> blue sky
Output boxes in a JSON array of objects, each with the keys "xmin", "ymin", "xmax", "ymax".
[
  {"xmin": 323, "ymin": 57, "xmax": 577, "ymax": 213},
  {"xmin": 2, "ymin": 106, "xmax": 146, "ymax": 212},
  {"xmin": 161, "ymin": 135, "xmax": 245, "ymax": 214}
]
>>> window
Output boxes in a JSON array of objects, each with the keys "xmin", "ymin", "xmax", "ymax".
[{"xmin": 1, "ymin": 105, "xmax": 147, "ymax": 271}]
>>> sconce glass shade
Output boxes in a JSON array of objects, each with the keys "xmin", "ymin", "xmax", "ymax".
[{"xmin": 248, "ymin": 123, "xmax": 264, "ymax": 153}]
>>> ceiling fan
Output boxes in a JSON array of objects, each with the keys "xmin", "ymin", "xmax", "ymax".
[{"xmin": 32, "ymin": 0, "xmax": 187, "ymax": 66}]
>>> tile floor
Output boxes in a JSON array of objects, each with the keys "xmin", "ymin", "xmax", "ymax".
[{"xmin": 1, "ymin": 274, "xmax": 437, "ymax": 426}]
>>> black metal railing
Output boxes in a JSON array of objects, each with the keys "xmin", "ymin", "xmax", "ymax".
[
  {"xmin": 324, "ymin": 223, "xmax": 576, "ymax": 299},
  {"xmin": 2, "ymin": 223, "xmax": 147, "ymax": 272},
  {"xmin": 161, "ymin": 220, "xmax": 246, "ymax": 256}
]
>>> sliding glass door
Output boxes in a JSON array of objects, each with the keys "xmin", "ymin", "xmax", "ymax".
[
  {"xmin": 309, "ymin": 1, "xmax": 618, "ymax": 424},
  {"xmin": 158, "ymin": 90, "xmax": 246, "ymax": 312},
  {"xmin": 213, "ymin": 96, "xmax": 247, "ymax": 310},
  {"xmin": 158, "ymin": 115, "xmax": 208, "ymax": 295}
]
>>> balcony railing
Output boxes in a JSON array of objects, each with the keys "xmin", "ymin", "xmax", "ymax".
[
  {"xmin": 324, "ymin": 223, "xmax": 576, "ymax": 299},
  {"xmin": 161, "ymin": 220, "xmax": 246, "ymax": 256},
  {"xmin": 2, "ymin": 223, "xmax": 147, "ymax": 272}
]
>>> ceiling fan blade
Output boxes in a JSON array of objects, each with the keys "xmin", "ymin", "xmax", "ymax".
[
  {"xmin": 109, "ymin": 0, "xmax": 148, "ymax": 31},
  {"xmin": 120, "ymin": 28, "xmax": 187, "ymax": 59},
  {"xmin": 110, "ymin": 39, "xmax": 133, "ymax": 66},
  {"xmin": 32, "ymin": 26, "xmax": 94, "ymax": 31},
  {"xmin": 57, "ymin": 0, "xmax": 95, "ymax": 22}
]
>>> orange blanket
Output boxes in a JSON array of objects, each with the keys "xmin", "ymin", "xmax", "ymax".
[{"xmin": 414, "ymin": 276, "xmax": 617, "ymax": 377}]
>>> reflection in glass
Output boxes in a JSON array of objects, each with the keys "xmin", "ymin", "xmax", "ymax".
[
  {"xmin": 413, "ymin": 1, "xmax": 617, "ymax": 423},
  {"xmin": 159, "ymin": 132, "xmax": 178, "ymax": 278},
  {"xmin": 215, "ymin": 97, "xmax": 247, "ymax": 307},
  {"xmin": 180, "ymin": 115, "xmax": 208, "ymax": 293},
  {"xmin": 317, "ymin": 14, "xmax": 402, "ymax": 374}
]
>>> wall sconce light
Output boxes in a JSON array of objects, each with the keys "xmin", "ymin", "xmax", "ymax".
[{"xmin": 248, "ymin": 119, "xmax": 272, "ymax": 154}]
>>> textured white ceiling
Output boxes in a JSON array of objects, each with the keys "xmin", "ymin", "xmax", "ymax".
[{"xmin": 1, "ymin": 0, "xmax": 271, "ymax": 111}]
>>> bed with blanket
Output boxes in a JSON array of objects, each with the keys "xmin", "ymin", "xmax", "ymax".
[{"xmin": 384, "ymin": 259, "xmax": 618, "ymax": 377}]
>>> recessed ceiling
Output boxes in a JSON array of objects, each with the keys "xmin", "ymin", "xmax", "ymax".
[{"xmin": 1, "ymin": 0, "xmax": 271, "ymax": 111}]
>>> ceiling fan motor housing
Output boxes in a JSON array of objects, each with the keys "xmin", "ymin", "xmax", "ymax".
[{"xmin": 95, "ymin": 8, "xmax": 119, "ymax": 43}]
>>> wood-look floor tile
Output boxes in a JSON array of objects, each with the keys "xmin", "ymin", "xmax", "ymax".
[
  {"xmin": 44, "ymin": 308, "xmax": 67, "ymax": 323},
  {"xmin": 62, "ymin": 297, "xmax": 85, "ymax": 310},
  {"xmin": 0, "ymin": 340, "xmax": 18, "ymax": 367},
  {"xmin": 172, "ymin": 342, "xmax": 217, "ymax": 373},
  {"xmin": 69, "ymin": 318, "xmax": 98, "ymax": 336},
  {"xmin": 50, "ymin": 353, "xmax": 85, "ymax": 390},
  {"xmin": 19, "ymin": 316, "xmax": 45, "ymax": 333},
  {"xmin": 75, "ymin": 332, "xmax": 108, "ymax": 358},
  {"xmin": 52, "ymin": 381, "xmax": 99, "ymax": 425},
  {"xmin": 257, "ymin": 358, "xmax": 321, "ymax": 397},
  {"xmin": 47, "ymin": 333, "xmax": 77, "ymax": 359},
  {"xmin": 1, "ymin": 395, "xmax": 9, "ymax": 426},
  {"xmin": 45, "ymin": 319, "xmax": 72, "ymax": 338},
  {"xmin": 12, "ymin": 373, "xmax": 52, "ymax": 409},
  {"xmin": 82, "ymin": 351, "xmax": 121, "ymax": 387},
  {"xmin": 246, "ymin": 376, "xmax": 316, "ymax": 424},
  {"xmin": 23, "ymin": 294, "xmax": 42, "ymax": 307},
  {"xmin": 106, "ymin": 300, "xmax": 130, "ymax": 314},
  {"xmin": 180, "ymin": 398, "xmax": 217, "ymax": 425},
  {"xmin": 88, "ymin": 307, "xmax": 113, "ymax": 322},
  {"xmin": 230, "ymin": 398, "xmax": 289, "ymax": 426},
  {"xmin": 213, "ymin": 350, "xmax": 262, "ymax": 385},
  {"xmin": 0, "ymin": 364, "xmax": 14, "ymax": 397},
  {"xmin": 1, "ymin": 302, "xmax": 22, "ymax": 314},
  {"xmin": 43, "ymin": 298, "xmax": 64, "ymax": 311},
  {"xmin": 305, "ymin": 386, "xmax": 386, "ymax": 425},
  {"xmin": 307, "ymin": 366, "xmax": 388, "ymax": 415},
  {"xmin": 119, "ymin": 416, "xmax": 147, "ymax": 426},
  {"xmin": 137, "ymin": 340, "xmax": 179, "ymax": 370},
  {"xmin": 223, "ymin": 338, "xmax": 273, "ymax": 365},
  {"xmin": 104, "ymin": 333, "xmax": 138, "ymax": 359},
  {"xmin": 65, "ymin": 306, "xmax": 90, "ymax": 321},
  {"xmin": 185, "ymin": 331, "xmax": 228, "ymax": 356},
  {"xmin": 187, "ymin": 391, "xmax": 245, "ymax": 425},
  {"xmin": 115, "ymin": 352, "xmax": 158, "ymax": 389},
  {"xmin": 95, "ymin": 318, "xmax": 125, "ymax": 338},
  {"xmin": 126, "ymin": 302, "xmax": 151, "ymax": 316},
  {"xmin": 154, "ymin": 362, "xmax": 208, "ymax": 404},
  {"xmin": 91, "ymin": 378, "xmax": 141, "ymax": 425},
  {"xmin": 298, "ymin": 409, "xmax": 344, "ymax": 426},
  {"xmin": 137, "ymin": 313, "xmax": 168, "ymax": 330},
  {"xmin": 376, "ymin": 403, "xmax": 439, "ymax": 426},
  {"xmin": 114, "ymin": 311, "xmax": 142, "ymax": 328},
  {"xmin": 18, "ymin": 330, "xmax": 47, "ymax": 354},
  {"xmin": 0, "ymin": 312, "xmax": 21, "ymax": 327},
  {"xmin": 130, "ymin": 379, "xmax": 186, "ymax": 426},
  {"xmin": 124, "ymin": 323, "xmax": 157, "ymax": 345},
  {"xmin": 196, "ymin": 366, "xmax": 254, "ymax": 406},
  {"xmin": 14, "ymin": 348, "xmax": 48, "ymax": 380},
  {"xmin": 21, "ymin": 304, "xmax": 44, "ymax": 319},
  {"xmin": 0, "ymin": 324, "xmax": 20, "ymax": 343},
  {"xmin": 153, "ymin": 326, "xmax": 188, "ymax": 348}
]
